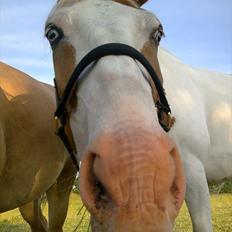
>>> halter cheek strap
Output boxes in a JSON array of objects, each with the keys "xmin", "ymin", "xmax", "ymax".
[
  {"xmin": 54, "ymin": 78, "xmax": 79, "ymax": 170},
  {"xmin": 54, "ymin": 43, "xmax": 175, "ymax": 168}
]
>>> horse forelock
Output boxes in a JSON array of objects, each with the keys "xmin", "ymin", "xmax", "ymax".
[{"xmin": 56, "ymin": 0, "xmax": 147, "ymax": 8}]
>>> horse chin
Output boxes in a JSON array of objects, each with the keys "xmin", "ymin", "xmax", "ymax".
[{"xmin": 90, "ymin": 206, "xmax": 174, "ymax": 232}]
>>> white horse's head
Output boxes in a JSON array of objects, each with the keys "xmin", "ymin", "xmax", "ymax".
[{"xmin": 46, "ymin": 0, "xmax": 185, "ymax": 231}]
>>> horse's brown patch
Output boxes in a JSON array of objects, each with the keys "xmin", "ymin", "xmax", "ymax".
[
  {"xmin": 141, "ymin": 41, "xmax": 176, "ymax": 131},
  {"xmin": 141, "ymin": 41, "xmax": 163, "ymax": 83},
  {"xmin": 53, "ymin": 41, "xmax": 78, "ymax": 154},
  {"xmin": 52, "ymin": 40, "xmax": 77, "ymax": 113},
  {"xmin": 141, "ymin": 41, "xmax": 163, "ymax": 101},
  {"xmin": 53, "ymin": 41, "xmax": 76, "ymax": 99}
]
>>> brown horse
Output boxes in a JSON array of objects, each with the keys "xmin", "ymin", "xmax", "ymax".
[
  {"xmin": 0, "ymin": 62, "xmax": 76, "ymax": 232},
  {"xmin": 46, "ymin": 0, "xmax": 186, "ymax": 231}
]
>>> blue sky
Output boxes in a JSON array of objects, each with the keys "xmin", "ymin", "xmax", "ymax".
[{"xmin": 0, "ymin": 0, "xmax": 231, "ymax": 84}]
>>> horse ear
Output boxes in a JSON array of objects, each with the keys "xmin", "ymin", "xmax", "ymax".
[
  {"xmin": 136, "ymin": 0, "xmax": 148, "ymax": 6},
  {"xmin": 115, "ymin": 0, "xmax": 148, "ymax": 7}
]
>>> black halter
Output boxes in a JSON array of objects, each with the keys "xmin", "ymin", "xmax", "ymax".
[{"xmin": 54, "ymin": 43, "xmax": 174, "ymax": 169}]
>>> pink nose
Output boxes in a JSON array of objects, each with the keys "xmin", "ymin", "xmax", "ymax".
[{"xmin": 79, "ymin": 127, "xmax": 185, "ymax": 231}]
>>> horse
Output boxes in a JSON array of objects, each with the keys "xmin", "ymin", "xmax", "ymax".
[
  {"xmin": 0, "ymin": 62, "xmax": 77, "ymax": 232},
  {"xmin": 158, "ymin": 48, "xmax": 232, "ymax": 231},
  {"xmin": 46, "ymin": 0, "xmax": 231, "ymax": 231},
  {"xmin": 46, "ymin": 0, "xmax": 186, "ymax": 231}
]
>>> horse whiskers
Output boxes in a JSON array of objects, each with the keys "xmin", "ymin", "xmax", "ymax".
[
  {"xmin": 76, "ymin": 204, "xmax": 85, "ymax": 216},
  {"xmin": 73, "ymin": 208, "xmax": 88, "ymax": 232},
  {"xmin": 87, "ymin": 220, "xmax": 91, "ymax": 232}
]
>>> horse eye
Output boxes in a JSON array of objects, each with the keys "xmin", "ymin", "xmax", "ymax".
[
  {"xmin": 46, "ymin": 26, "xmax": 63, "ymax": 47},
  {"xmin": 152, "ymin": 30, "xmax": 163, "ymax": 45}
]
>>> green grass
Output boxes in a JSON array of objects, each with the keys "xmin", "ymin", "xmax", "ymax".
[
  {"xmin": 174, "ymin": 194, "xmax": 232, "ymax": 231},
  {"xmin": 0, "ymin": 194, "xmax": 231, "ymax": 231},
  {"xmin": 0, "ymin": 194, "xmax": 90, "ymax": 232}
]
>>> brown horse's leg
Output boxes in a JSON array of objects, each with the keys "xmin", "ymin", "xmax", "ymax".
[
  {"xmin": 0, "ymin": 126, "xmax": 6, "ymax": 176},
  {"xmin": 19, "ymin": 199, "xmax": 48, "ymax": 232},
  {"xmin": 46, "ymin": 160, "xmax": 76, "ymax": 232}
]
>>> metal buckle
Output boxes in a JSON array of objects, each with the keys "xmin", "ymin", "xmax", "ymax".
[
  {"xmin": 167, "ymin": 112, "xmax": 172, "ymax": 128},
  {"xmin": 166, "ymin": 112, "xmax": 175, "ymax": 131},
  {"xmin": 54, "ymin": 116, "xmax": 61, "ymax": 135},
  {"xmin": 157, "ymin": 108, "xmax": 175, "ymax": 132}
]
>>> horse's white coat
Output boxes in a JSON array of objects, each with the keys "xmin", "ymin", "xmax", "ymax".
[
  {"xmin": 70, "ymin": 56, "xmax": 164, "ymax": 155},
  {"xmin": 159, "ymin": 48, "xmax": 232, "ymax": 181},
  {"xmin": 47, "ymin": 0, "xmax": 165, "ymax": 154},
  {"xmin": 47, "ymin": 0, "xmax": 160, "ymax": 61},
  {"xmin": 159, "ymin": 48, "xmax": 232, "ymax": 231},
  {"xmin": 47, "ymin": 1, "xmax": 232, "ymax": 231}
]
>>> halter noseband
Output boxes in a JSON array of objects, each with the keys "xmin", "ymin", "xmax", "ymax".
[{"xmin": 54, "ymin": 43, "xmax": 175, "ymax": 169}]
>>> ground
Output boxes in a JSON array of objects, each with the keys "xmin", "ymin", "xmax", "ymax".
[{"xmin": 0, "ymin": 193, "xmax": 231, "ymax": 231}]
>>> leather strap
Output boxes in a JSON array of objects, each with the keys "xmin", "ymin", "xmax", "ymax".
[
  {"xmin": 55, "ymin": 43, "xmax": 172, "ymax": 120},
  {"xmin": 54, "ymin": 78, "xmax": 79, "ymax": 171},
  {"xmin": 54, "ymin": 43, "xmax": 174, "ymax": 168}
]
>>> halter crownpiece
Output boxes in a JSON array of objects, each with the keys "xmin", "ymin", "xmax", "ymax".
[{"xmin": 54, "ymin": 43, "xmax": 175, "ymax": 167}]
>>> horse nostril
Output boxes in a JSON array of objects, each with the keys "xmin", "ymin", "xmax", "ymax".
[
  {"xmin": 80, "ymin": 152, "xmax": 113, "ymax": 217},
  {"xmin": 95, "ymin": 179, "xmax": 111, "ymax": 210}
]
